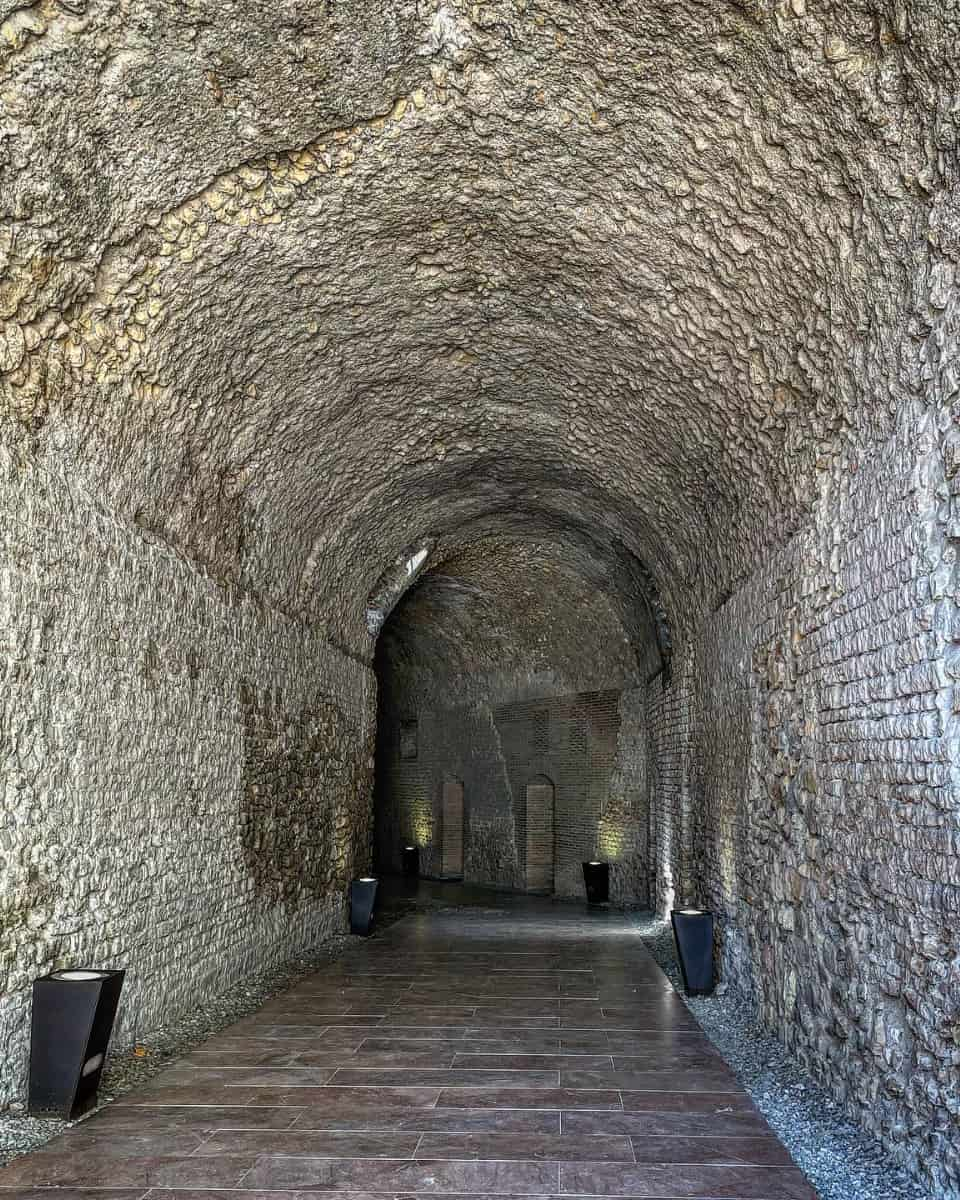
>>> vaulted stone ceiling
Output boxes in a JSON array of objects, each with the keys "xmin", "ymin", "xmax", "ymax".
[
  {"xmin": 377, "ymin": 534, "xmax": 658, "ymax": 690},
  {"xmin": 1, "ymin": 1, "xmax": 954, "ymax": 656}
]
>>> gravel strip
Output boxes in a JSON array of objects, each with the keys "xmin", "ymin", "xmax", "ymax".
[
  {"xmin": 634, "ymin": 913, "xmax": 934, "ymax": 1200},
  {"xmin": 0, "ymin": 1114, "xmax": 64, "ymax": 1165},
  {"xmin": 0, "ymin": 893, "xmax": 426, "ymax": 1167}
]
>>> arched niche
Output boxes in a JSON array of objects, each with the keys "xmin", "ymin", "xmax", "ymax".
[{"xmin": 525, "ymin": 774, "xmax": 556, "ymax": 893}]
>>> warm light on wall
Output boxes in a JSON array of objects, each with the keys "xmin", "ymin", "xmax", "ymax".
[
  {"xmin": 720, "ymin": 834, "xmax": 737, "ymax": 901},
  {"xmin": 413, "ymin": 815, "xmax": 433, "ymax": 847},
  {"xmin": 661, "ymin": 869, "xmax": 676, "ymax": 912},
  {"xmin": 659, "ymin": 821, "xmax": 676, "ymax": 912},
  {"xmin": 597, "ymin": 819, "xmax": 625, "ymax": 860}
]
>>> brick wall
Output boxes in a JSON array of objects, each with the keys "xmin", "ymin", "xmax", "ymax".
[
  {"xmin": 376, "ymin": 679, "xmax": 651, "ymax": 903},
  {"xmin": 646, "ymin": 660, "xmax": 692, "ymax": 914},
  {"xmin": 687, "ymin": 411, "xmax": 960, "ymax": 1195}
]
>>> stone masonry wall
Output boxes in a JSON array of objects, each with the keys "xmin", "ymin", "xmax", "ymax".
[
  {"xmin": 646, "ymin": 656, "xmax": 693, "ymax": 915},
  {"xmin": 0, "ymin": 440, "xmax": 374, "ymax": 1106},
  {"xmin": 375, "ymin": 699, "xmax": 523, "ymax": 889},
  {"xmin": 689, "ymin": 416, "xmax": 960, "ymax": 1198},
  {"xmin": 376, "ymin": 679, "xmax": 650, "ymax": 903}
]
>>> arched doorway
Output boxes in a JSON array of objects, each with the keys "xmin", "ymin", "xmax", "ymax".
[
  {"xmin": 441, "ymin": 778, "xmax": 464, "ymax": 878},
  {"xmin": 525, "ymin": 775, "xmax": 555, "ymax": 893}
]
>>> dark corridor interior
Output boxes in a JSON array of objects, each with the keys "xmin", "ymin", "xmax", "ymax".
[
  {"xmin": 372, "ymin": 538, "xmax": 670, "ymax": 907},
  {"xmin": 3, "ymin": 0, "xmax": 958, "ymax": 1190}
]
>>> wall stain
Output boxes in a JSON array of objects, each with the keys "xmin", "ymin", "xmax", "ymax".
[{"xmin": 239, "ymin": 679, "xmax": 371, "ymax": 907}]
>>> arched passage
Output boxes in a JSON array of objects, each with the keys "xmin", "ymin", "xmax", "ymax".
[{"xmin": 373, "ymin": 535, "xmax": 663, "ymax": 898}]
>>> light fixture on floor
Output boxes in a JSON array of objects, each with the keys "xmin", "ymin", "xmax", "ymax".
[
  {"xmin": 402, "ymin": 844, "xmax": 420, "ymax": 877},
  {"xmin": 28, "ymin": 966, "xmax": 126, "ymax": 1119},
  {"xmin": 350, "ymin": 876, "xmax": 379, "ymax": 936},
  {"xmin": 670, "ymin": 908, "xmax": 715, "ymax": 995},
  {"xmin": 582, "ymin": 860, "xmax": 609, "ymax": 904}
]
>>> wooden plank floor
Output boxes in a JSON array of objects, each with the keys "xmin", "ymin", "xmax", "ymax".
[{"xmin": 0, "ymin": 891, "xmax": 818, "ymax": 1199}]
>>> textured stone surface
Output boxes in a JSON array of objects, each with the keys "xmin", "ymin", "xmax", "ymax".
[
  {"xmin": 0, "ymin": 441, "xmax": 374, "ymax": 1104},
  {"xmin": 7, "ymin": 0, "xmax": 943, "ymax": 635},
  {"xmin": 1, "ymin": 0, "xmax": 959, "ymax": 1196},
  {"xmin": 689, "ymin": 417, "xmax": 960, "ymax": 1197}
]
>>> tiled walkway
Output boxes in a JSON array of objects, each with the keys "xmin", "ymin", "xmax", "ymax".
[{"xmin": 0, "ymin": 891, "xmax": 817, "ymax": 1199}]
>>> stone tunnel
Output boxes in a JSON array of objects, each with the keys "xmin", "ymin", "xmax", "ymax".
[{"xmin": 0, "ymin": 0, "xmax": 958, "ymax": 1195}]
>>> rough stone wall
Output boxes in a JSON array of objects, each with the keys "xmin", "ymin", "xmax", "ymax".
[
  {"xmin": 373, "ymin": 537, "xmax": 659, "ymax": 899},
  {"xmin": 1, "ymin": 0, "xmax": 957, "ymax": 1190},
  {"xmin": 5, "ymin": 0, "xmax": 936, "ymax": 649},
  {"xmin": 689, "ymin": 417, "xmax": 960, "ymax": 1197},
  {"xmin": 598, "ymin": 688, "xmax": 651, "ymax": 906},
  {"xmin": 375, "ymin": 696, "xmax": 523, "ymax": 888},
  {"xmin": 0, "ymin": 438, "xmax": 374, "ymax": 1105},
  {"xmin": 376, "ymin": 679, "xmax": 650, "ymax": 903},
  {"xmin": 647, "ymin": 657, "xmax": 694, "ymax": 915}
]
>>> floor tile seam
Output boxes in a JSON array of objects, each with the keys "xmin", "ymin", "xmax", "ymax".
[
  {"xmin": 556, "ymin": 1030, "xmax": 704, "ymax": 1034},
  {"xmin": 383, "ymin": 967, "xmax": 591, "ymax": 975},
  {"xmin": 0, "ymin": 1190, "xmax": 158, "ymax": 1198},
  {"xmin": 578, "ymin": 1131, "xmax": 784, "ymax": 1142},
  {"xmin": 371, "ymin": 952, "xmax": 576, "ymax": 957},
  {"xmin": 185, "ymin": 1055, "xmax": 361, "ymax": 1065},
  {"xmin": 0, "ymin": 1189, "xmax": 559, "ymax": 1196},
  {"xmin": 559, "ymin": 1162, "xmax": 814, "ymax": 1174},
  {"xmin": 402, "ymin": 996, "xmax": 583, "ymax": 1003},
  {"xmin": 82, "ymin": 1118, "xmax": 763, "ymax": 1139},
  {"xmin": 429, "ymin": 1101, "xmax": 616, "ymax": 1111},
  {"xmin": 0, "ymin": 1192, "xmax": 808, "ymax": 1199},
  {"xmin": 447, "ymin": 1054, "xmax": 614, "ymax": 1061},
  {"xmin": 141, "ymin": 1153, "xmax": 627, "ymax": 1164},
  {"xmin": 112, "ymin": 1102, "xmax": 310, "ymax": 1110},
  {"xmin": 383, "ymin": 1023, "xmax": 560, "ymax": 1029},
  {"xmin": 230, "ymin": 1157, "xmax": 258, "ymax": 1189},
  {"xmin": 185, "ymin": 1125, "xmax": 225, "ymax": 1158},
  {"xmin": 393, "ymin": 964, "xmax": 595, "ymax": 974},
  {"xmin": 405, "ymin": 999, "xmax": 566, "ymax": 1006},
  {"xmin": 357, "ymin": 1039, "xmax": 566, "ymax": 1048},
  {"xmin": 573, "ymin": 1132, "xmax": 784, "ymax": 1147},
  {"xmin": 558, "ymin": 1022, "xmax": 701, "ymax": 1030},
  {"xmin": 323, "ymin": 1068, "xmax": 566, "ymax": 1077},
  {"xmin": 565, "ymin": 1084, "xmax": 743, "ymax": 1094},
  {"xmin": 194, "ymin": 1149, "xmax": 437, "ymax": 1162},
  {"xmin": 197, "ymin": 1121, "xmax": 570, "ymax": 1133},
  {"xmin": 556, "ymin": 1193, "xmax": 805, "ymax": 1199}
]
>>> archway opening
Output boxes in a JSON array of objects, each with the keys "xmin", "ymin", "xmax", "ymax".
[
  {"xmin": 440, "ymin": 778, "xmax": 465, "ymax": 880},
  {"xmin": 372, "ymin": 532, "xmax": 665, "ymax": 902},
  {"xmin": 524, "ymin": 775, "xmax": 555, "ymax": 894}
]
